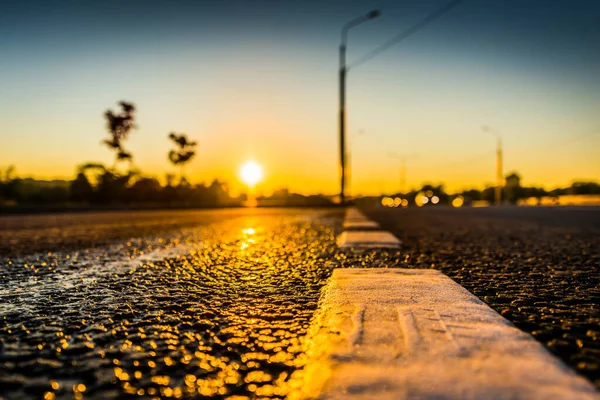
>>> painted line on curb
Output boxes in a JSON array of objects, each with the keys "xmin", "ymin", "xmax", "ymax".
[
  {"xmin": 342, "ymin": 219, "xmax": 380, "ymax": 230},
  {"xmin": 345, "ymin": 208, "xmax": 369, "ymax": 220},
  {"xmin": 337, "ymin": 207, "xmax": 401, "ymax": 249},
  {"xmin": 337, "ymin": 231, "xmax": 401, "ymax": 249},
  {"xmin": 289, "ymin": 269, "xmax": 598, "ymax": 400}
]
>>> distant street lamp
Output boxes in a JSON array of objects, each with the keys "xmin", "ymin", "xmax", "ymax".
[
  {"xmin": 482, "ymin": 126, "xmax": 503, "ymax": 205},
  {"xmin": 339, "ymin": 10, "xmax": 381, "ymax": 205},
  {"xmin": 388, "ymin": 152, "xmax": 419, "ymax": 194}
]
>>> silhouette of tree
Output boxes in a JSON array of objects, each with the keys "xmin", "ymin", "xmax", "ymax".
[
  {"xmin": 103, "ymin": 101, "xmax": 136, "ymax": 168},
  {"xmin": 569, "ymin": 181, "xmax": 600, "ymax": 195},
  {"xmin": 76, "ymin": 163, "xmax": 107, "ymax": 187},
  {"xmin": 481, "ymin": 186, "xmax": 496, "ymax": 203},
  {"xmin": 209, "ymin": 180, "xmax": 228, "ymax": 204},
  {"xmin": 167, "ymin": 132, "xmax": 197, "ymax": 183},
  {"xmin": 1, "ymin": 165, "xmax": 15, "ymax": 182},
  {"xmin": 116, "ymin": 149, "xmax": 133, "ymax": 163},
  {"xmin": 461, "ymin": 189, "xmax": 482, "ymax": 201},
  {"xmin": 0, "ymin": 165, "xmax": 17, "ymax": 203},
  {"xmin": 95, "ymin": 170, "xmax": 136, "ymax": 204},
  {"xmin": 71, "ymin": 163, "xmax": 139, "ymax": 204},
  {"xmin": 160, "ymin": 173, "xmax": 175, "ymax": 203},
  {"xmin": 130, "ymin": 177, "xmax": 162, "ymax": 203},
  {"xmin": 70, "ymin": 172, "xmax": 94, "ymax": 203},
  {"xmin": 165, "ymin": 173, "xmax": 176, "ymax": 187}
]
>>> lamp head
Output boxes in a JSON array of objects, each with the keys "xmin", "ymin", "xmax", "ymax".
[{"xmin": 367, "ymin": 10, "xmax": 382, "ymax": 19}]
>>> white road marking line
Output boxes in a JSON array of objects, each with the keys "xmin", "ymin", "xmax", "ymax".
[
  {"xmin": 342, "ymin": 220, "xmax": 380, "ymax": 229},
  {"xmin": 289, "ymin": 269, "xmax": 597, "ymax": 400},
  {"xmin": 345, "ymin": 209, "xmax": 369, "ymax": 220},
  {"xmin": 337, "ymin": 207, "xmax": 401, "ymax": 248},
  {"xmin": 337, "ymin": 230, "xmax": 401, "ymax": 248}
]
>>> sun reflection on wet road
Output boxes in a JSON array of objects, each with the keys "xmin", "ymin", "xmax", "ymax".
[{"xmin": 0, "ymin": 209, "xmax": 344, "ymax": 399}]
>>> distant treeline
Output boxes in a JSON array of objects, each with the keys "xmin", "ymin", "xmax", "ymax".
[
  {"xmin": 460, "ymin": 181, "xmax": 600, "ymax": 202},
  {"xmin": 3, "ymin": 167, "xmax": 597, "ymax": 210},
  {"xmin": 0, "ymin": 166, "xmax": 333, "ymax": 209},
  {"xmin": 2, "ymin": 100, "xmax": 597, "ymax": 210},
  {"xmin": 0, "ymin": 100, "xmax": 334, "ymax": 210}
]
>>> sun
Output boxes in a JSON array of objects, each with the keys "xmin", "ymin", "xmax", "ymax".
[{"xmin": 240, "ymin": 161, "xmax": 263, "ymax": 187}]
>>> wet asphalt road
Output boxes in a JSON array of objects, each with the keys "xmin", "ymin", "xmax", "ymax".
[
  {"xmin": 0, "ymin": 206, "xmax": 598, "ymax": 399},
  {"xmin": 0, "ymin": 208, "xmax": 344, "ymax": 399}
]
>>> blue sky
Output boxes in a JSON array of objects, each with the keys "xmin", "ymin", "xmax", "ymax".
[{"xmin": 1, "ymin": 0, "xmax": 599, "ymax": 194}]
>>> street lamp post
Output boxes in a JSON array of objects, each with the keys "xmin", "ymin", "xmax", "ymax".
[
  {"xmin": 339, "ymin": 10, "xmax": 381, "ymax": 205},
  {"xmin": 347, "ymin": 129, "xmax": 366, "ymax": 199},
  {"xmin": 482, "ymin": 126, "xmax": 503, "ymax": 205},
  {"xmin": 389, "ymin": 152, "xmax": 418, "ymax": 194},
  {"xmin": 400, "ymin": 156, "xmax": 407, "ymax": 193}
]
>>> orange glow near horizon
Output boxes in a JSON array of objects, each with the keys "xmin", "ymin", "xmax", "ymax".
[{"xmin": 1, "ymin": 1, "xmax": 600, "ymax": 197}]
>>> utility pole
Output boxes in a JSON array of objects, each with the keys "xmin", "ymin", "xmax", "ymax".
[
  {"xmin": 400, "ymin": 157, "xmax": 406, "ymax": 193},
  {"xmin": 337, "ymin": 1, "xmax": 461, "ymax": 203},
  {"xmin": 339, "ymin": 10, "xmax": 381, "ymax": 205},
  {"xmin": 483, "ymin": 126, "xmax": 503, "ymax": 205},
  {"xmin": 347, "ymin": 129, "xmax": 366, "ymax": 200},
  {"xmin": 347, "ymin": 151, "xmax": 351, "ymax": 199},
  {"xmin": 389, "ymin": 152, "xmax": 417, "ymax": 194},
  {"xmin": 339, "ymin": 41, "xmax": 347, "ymax": 204},
  {"xmin": 495, "ymin": 136, "xmax": 503, "ymax": 205}
]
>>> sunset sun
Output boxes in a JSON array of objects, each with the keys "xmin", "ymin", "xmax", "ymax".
[{"xmin": 240, "ymin": 161, "xmax": 263, "ymax": 187}]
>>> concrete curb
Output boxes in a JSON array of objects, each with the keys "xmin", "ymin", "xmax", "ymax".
[
  {"xmin": 336, "ymin": 208, "xmax": 401, "ymax": 249},
  {"xmin": 289, "ymin": 269, "xmax": 598, "ymax": 399},
  {"xmin": 291, "ymin": 208, "xmax": 599, "ymax": 399}
]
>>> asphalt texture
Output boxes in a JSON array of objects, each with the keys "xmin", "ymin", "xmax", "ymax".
[
  {"xmin": 1, "ymin": 206, "xmax": 598, "ymax": 399},
  {"xmin": 364, "ymin": 206, "xmax": 600, "ymax": 388},
  {"xmin": 0, "ymin": 208, "xmax": 343, "ymax": 399},
  {"xmin": 0, "ymin": 209, "xmax": 271, "ymax": 258}
]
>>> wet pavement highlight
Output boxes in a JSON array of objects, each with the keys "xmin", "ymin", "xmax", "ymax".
[{"xmin": 0, "ymin": 209, "xmax": 343, "ymax": 399}]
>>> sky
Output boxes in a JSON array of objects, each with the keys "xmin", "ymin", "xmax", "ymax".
[{"xmin": 0, "ymin": 0, "xmax": 599, "ymax": 196}]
